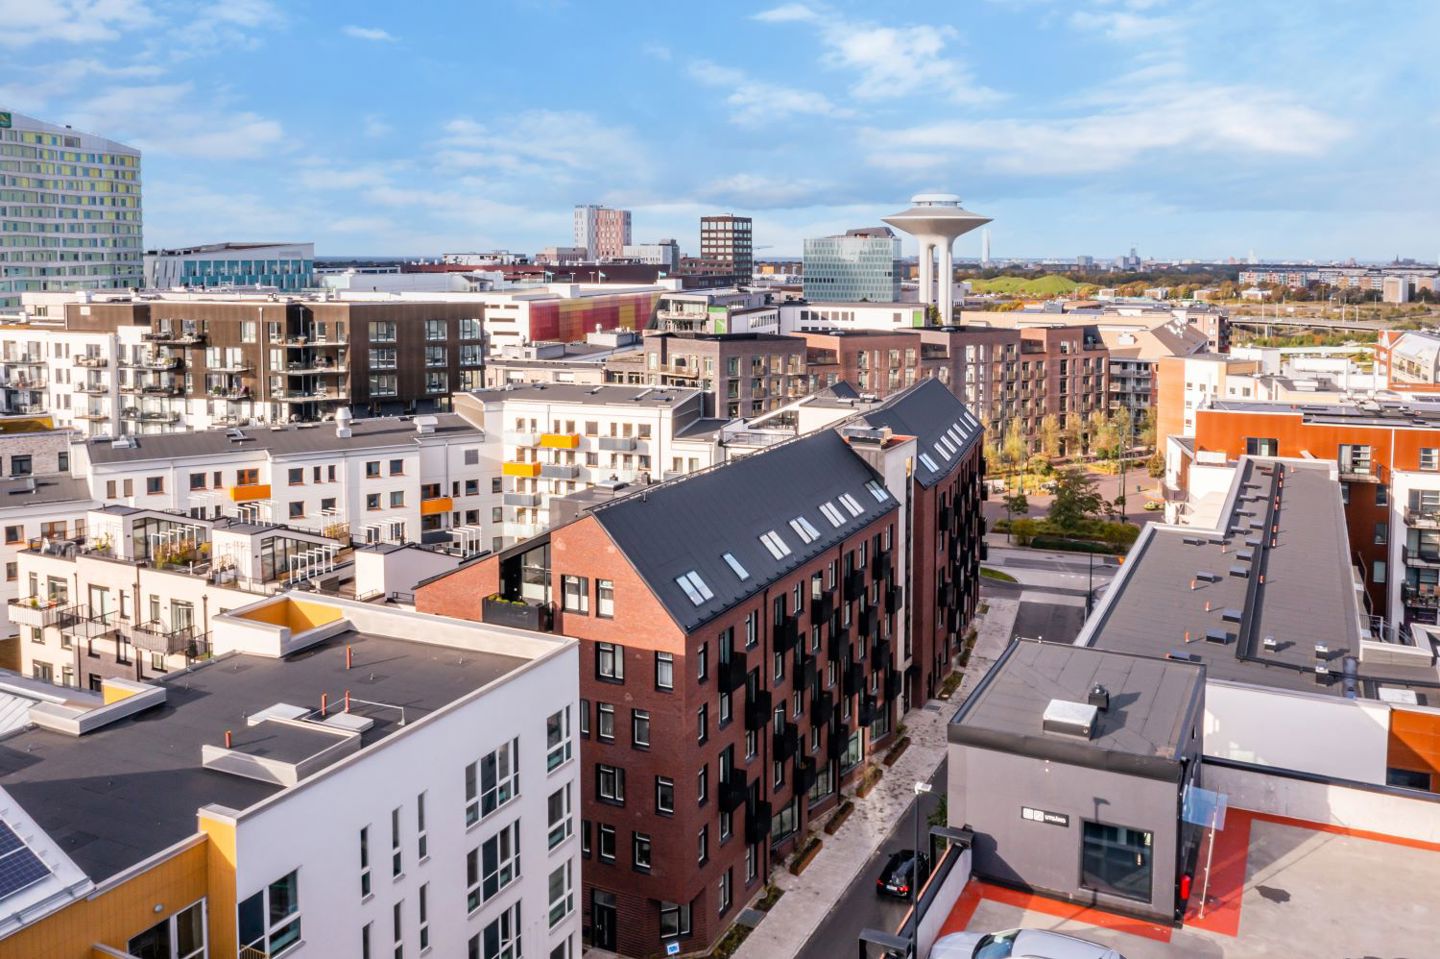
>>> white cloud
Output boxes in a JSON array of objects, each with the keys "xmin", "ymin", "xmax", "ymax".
[
  {"xmin": 868, "ymin": 84, "xmax": 1350, "ymax": 176},
  {"xmin": 0, "ymin": 0, "xmax": 156, "ymax": 48},
  {"xmin": 753, "ymin": 3, "xmax": 998, "ymax": 104},
  {"xmin": 687, "ymin": 59, "xmax": 851, "ymax": 125},
  {"xmin": 698, "ymin": 173, "xmax": 831, "ymax": 209},
  {"xmin": 68, "ymin": 83, "xmax": 286, "ymax": 159},
  {"xmin": 436, "ymin": 111, "xmax": 652, "ymax": 183},
  {"xmin": 166, "ymin": 0, "xmax": 284, "ymax": 57},
  {"xmin": 362, "ymin": 114, "xmax": 393, "ymax": 138},
  {"xmin": 342, "ymin": 25, "xmax": 396, "ymax": 42}
]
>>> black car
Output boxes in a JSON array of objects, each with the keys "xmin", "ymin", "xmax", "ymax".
[{"xmin": 875, "ymin": 848, "xmax": 930, "ymax": 898}]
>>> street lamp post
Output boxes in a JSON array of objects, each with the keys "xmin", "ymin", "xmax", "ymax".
[
  {"xmin": 912, "ymin": 781, "xmax": 933, "ymax": 958},
  {"xmin": 1086, "ymin": 550, "xmax": 1095, "ymax": 617}
]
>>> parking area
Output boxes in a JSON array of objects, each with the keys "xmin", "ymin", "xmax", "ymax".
[{"xmin": 936, "ymin": 810, "xmax": 1440, "ymax": 958}]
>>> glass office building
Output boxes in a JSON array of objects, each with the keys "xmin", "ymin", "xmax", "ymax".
[
  {"xmin": 144, "ymin": 242, "xmax": 315, "ymax": 291},
  {"xmin": 802, "ymin": 228, "xmax": 901, "ymax": 303},
  {"xmin": 0, "ymin": 111, "xmax": 143, "ymax": 309}
]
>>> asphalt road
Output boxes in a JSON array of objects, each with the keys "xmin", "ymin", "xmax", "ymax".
[
  {"xmin": 1013, "ymin": 600, "xmax": 1086, "ymax": 645},
  {"xmin": 794, "ymin": 756, "xmax": 948, "ymax": 959}
]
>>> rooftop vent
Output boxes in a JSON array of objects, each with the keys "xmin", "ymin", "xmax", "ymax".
[
  {"xmin": 1087, "ymin": 684, "xmax": 1109, "ymax": 711},
  {"xmin": 414, "ymin": 415, "xmax": 438, "ymax": 435},
  {"xmin": 110, "ymin": 435, "xmax": 138, "ymax": 449},
  {"xmin": 1042, "ymin": 699, "xmax": 1098, "ymax": 739}
]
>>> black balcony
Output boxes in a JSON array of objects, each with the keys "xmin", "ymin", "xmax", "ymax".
[
  {"xmin": 745, "ymin": 799, "xmax": 773, "ymax": 844},
  {"xmin": 884, "ymin": 667, "xmax": 902, "ymax": 701},
  {"xmin": 843, "ymin": 569, "xmax": 866, "ymax": 602},
  {"xmin": 827, "ymin": 723, "xmax": 851, "ymax": 760},
  {"xmin": 773, "ymin": 615, "xmax": 799, "ymax": 654},
  {"xmin": 979, "ymin": 541, "xmax": 989, "ymax": 562},
  {"xmin": 871, "ymin": 636, "xmax": 891, "ymax": 666},
  {"xmin": 810, "ymin": 592, "xmax": 835, "ymax": 627},
  {"xmin": 481, "ymin": 595, "xmax": 552, "ymax": 632},
  {"xmin": 718, "ymin": 651, "xmax": 748, "ymax": 694},
  {"xmin": 858, "ymin": 696, "xmax": 878, "ymax": 727},
  {"xmin": 773, "ymin": 721, "xmax": 798, "ymax": 762},
  {"xmin": 794, "ymin": 756, "xmax": 817, "ymax": 795},
  {"xmin": 720, "ymin": 771, "xmax": 748, "ymax": 813},
  {"xmin": 798, "ymin": 654, "xmax": 817, "ymax": 690},
  {"xmin": 744, "ymin": 688, "xmax": 773, "ymax": 731},
  {"xmin": 827, "ymin": 625, "xmax": 850, "ymax": 661},
  {"xmin": 872, "ymin": 550, "xmax": 892, "ymax": 581},
  {"xmin": 938, "ymin": 505, "xmax": 953, "ymax": 530},
  {"xmin": 858, "ymin": 605, "xmax": 879, "ymax": 641},
  {"xmin": 813, "ymin": 689, "xmax": 834, "ymax": 725},
  {"xmin": 843, "ymin": 662, "xmax": 864, "ymax": 697},
  {"xmin": 884, "ymin": 585, "xmax": 901, "ymax": 616},
  {"xmin": 938, "ymin": 581, "xmax": 957, "ymax": 608}
]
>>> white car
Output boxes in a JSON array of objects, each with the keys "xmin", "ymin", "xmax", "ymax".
[{"xmin": 931, "ymin": 928, "xmax": 1125, "ymax": 959}]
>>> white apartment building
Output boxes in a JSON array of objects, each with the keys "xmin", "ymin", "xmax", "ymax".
[
  {"xmin": 0, "ymin": 593, "xmax": 582, "ymax": 959},
  {"xmin": 0, "ymin": 112, "xmax": 142, "ymax": 309},
  {"xmin": 454, "ymin": 384, "xmax": 720, "ymax": 546}
]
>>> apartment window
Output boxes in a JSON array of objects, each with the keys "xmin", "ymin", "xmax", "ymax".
[
  {"xmin": 697, "ymin": 642, "xmax": 708, "ymax": 681},
  {"xmin": 633, "ymin": 832, "xmax": 652, "ymax": 871},
  {"xmin": 547, "ymin": 707, "xmax": 572, "ymax": 770},
  {"xmin": 697, "ymin": 763, "xmax": 708, "ymax": 805},
  {"xmin": 425, "ymin": 319, "xmax": 447, "ymax": 341},
  {"xmin": 465, "ymin": 738, "xmax": 519, "ymax": 825},
  {"xmin": 237, "ymin": 871, "xmax": 301, "ymax": 957},
  {"xmin": 632, "ymin": 709, "xmax": 651, "ymax": 748},
  {"xmin": 1376, "ymin": 523, "xmax": 1389, "ymax": 545},
  {"xmin": 370, "ymin": 321, "xmax": 397, "ymax": 342},
  {"xmin": 1339, "ymin": 444, "xmax": 1372, "ymax": 475},
  {"xmin": 391, "ymin": 806, "xmax": 403, "ymax": 877},
  {"xmin": 1081, "ymin": 821, "xmax": 1152, "ymax": 902},
  {"xmin": 1377, "ymin": 485, "xmax": 1389, "ymax": 506},
  {"xmin": 659, "ymin": 901, "xmax": 692, "ymax": 940},
  {"xmin": 746, "ymin": 843, "xmax": 758, "ymax": 883},
  {"xmin": 1374, "ymin": 560, "xmax": 1388, "ymax": 584},
  {"xmin": 189, "ymin": 472, "xmax": 207, "ymax": 491},
  {"xmin": 389, "ymin": 458, "xmax": 404, "ymax": 476},
  {"xmin": 3, "ymin": 526, "xmax": 20, "ymax": 545},
  {"xmin": 597, "ymin": 643, "xmax": 624, "ymax": 681},
  {"xmin": 366, "ymin": 461, "xmax": 381, "ymax": 479},
  {"xmin": 416, "ymin": 793, "xmax": 427, "ymax": 861},
  {"xmin": 418, "ymin": 883, "xmax": 430, "ymax": 952},
  {"xmin": 547, "ymin": 784, "xmax": 573, "ymax": 849},
  {"xmin": 656, "ymin": 776, "xmax": 675, "ymax": 814},
  {"xmin": 562, "ymin": 575, "xmax": 589, "ymax": 613},
  {"xmin": 655, "ymin": 651, "xmax": 674, "ymax": 690},
  {"xmin": 548, "ymin": 861, "xmax": 574, "ymax": 928},
  {"xmin": 697, "ymin": 825, "xmax": 709, "ymax": 865},
  {"xmin": 146, "ymin": 476, "xmax": 164, "ymax": 495},
  {"xmin": 596, "ymin": 579, "xmax": 615, "ymax": 618},
  {"xmin": 598, "ymin": 824, "xmax": 616, "ymax": 862},
  {"xmin": 598, "ymin": 764, "xmax": 626, "ymax": 804},
  {"xmin": 360, "ymin": 826, "xmax": 372, "ymax": 898},
  {"xmin": 1422, "ymin": 448, "xmax": 1440, "ymax": 471},
  {"xmin": 597, "ymin": 703, "xmax": 615, "ymax": 741},
  {"xmin": 425, "ymin": 345, "xmax": 446, "ymax": 367},
  {"xmin": 363, "ymin": 922, "xmax": 372, "ymax": 959},
  {"xmin": 719, "ymin": 869, "xmax": 733, "ymax": 915},
  {"xmin": 392, "ymin": 900, "xmax": 402, "ymax": 959},
  {"xmin": 289, "ymin": 501, "xmax": 304, "ymax": 520},
  {"xmin": 697, "ymin": 703, "xmax": 708, "ymax": 744},
  {"xmin": 389, "ymin": 490, "xmax": 405, "ymax": 509},
  {"xmin": 470, "ymin": 901, "xmax": 521, "ymax": 959},
  {"xmin": 367, "ymin": 493, "xmax": 381, "ymax": 511},
  {"xmin": 579, "ymin": 699, "xmax": 590, "ymax": 737},
  {"xmin": 287, "ymin": 467, "xmax": 303, "ymax": 486}
]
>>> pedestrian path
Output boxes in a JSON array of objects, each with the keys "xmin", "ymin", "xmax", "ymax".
[{"xmin": 731, "ymin": 598, "xmax": 1020, "ymax": 959}]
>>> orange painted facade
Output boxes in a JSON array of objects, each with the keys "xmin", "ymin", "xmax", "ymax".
[{"xmin": 1388, "ymin": 708, "xmax": 1440, "ymax": 790}]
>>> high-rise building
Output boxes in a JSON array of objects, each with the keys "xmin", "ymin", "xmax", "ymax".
[
  {"xmin": 573, "ymin": 205, "xmax": 632, "ymax": 260},
  {"xmin": 143, "ymin": 242, "xmax": 314, "ymax": 291},
  {"xmin": 699, "ymin": 215, "xmax": 753, "ymax": 279},
  {"xmin": 0, "ymin": 111, "xmax": 142, "ymax": 309},
  {"xmin": 980, "ymin": 228, "xmax": 991, "ymax": 267},
  {"xmin": 802, "ymin": 227, "xmax": 901, "ymax": 303}
]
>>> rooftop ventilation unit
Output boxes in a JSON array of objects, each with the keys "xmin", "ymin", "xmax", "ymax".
[
  {"xmin": 1041, "ymin": 699, "xmax": 1098, "ymax": 739},
  {"xmin": 110, "ymin": 435, "xmax": 138, "ymax": 449},
  {"xmin": 414, "ymin": 415, "xmax": 438, "ymax": 435},
  {"xmin": 1087, "ymin": 684, "xmax": 1109, "ymax": 711},
  {"xmin": 1205, "ymin": 628, "xmax": 1234, "ymax": 645}
]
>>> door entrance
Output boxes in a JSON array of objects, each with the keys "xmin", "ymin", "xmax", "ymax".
[{"xmin": 591, "ymin": 889, "xmax": 617, "ymax": 951}]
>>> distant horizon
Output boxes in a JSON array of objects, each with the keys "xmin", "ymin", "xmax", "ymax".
[
  {"xmin": 11, "ymin": 1, "xmax": 1429, "ymax": 260},
  {"xmin": 307, "ymin": 253, "xmax": 1438, "ymax": 268}
]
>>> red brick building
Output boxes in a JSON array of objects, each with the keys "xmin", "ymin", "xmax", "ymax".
[{"xmin": 416, "ymin": 379, "xmax": 985, "ymax": 956}]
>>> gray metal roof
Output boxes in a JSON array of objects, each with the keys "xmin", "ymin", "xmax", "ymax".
[
  {"xmin": 1083, "ymin": 459, "xmax": 1440, "ymax": 703},
  {"xmin": 590, "ymin": 429, "xmax": 896, "ymax": 633},
  {"xmin": 85, "ymin": 414, "xmax": 483, "ymax": 465},
  {"xmin": 950, "ymin": 638, "xmax": 1204, "ymax": 779},
  {"xmin": 856, "ymin": 378, "xmax": 982, "ymax": 488},
  {"xmin": 467, "ymin": 383, "xmax": 702, "ymax": 408},
  {"xmin": 0, "ymin": 474, "xmax": 92, "ymax": 507},
  {"xmin": 0, "ymin": 630, "xmax": 526, "ymax": 882}
]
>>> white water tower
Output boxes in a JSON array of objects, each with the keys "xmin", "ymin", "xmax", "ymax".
[{"xmin": 883, "ymin": 194, "xmax": 991, "ymax": 325}]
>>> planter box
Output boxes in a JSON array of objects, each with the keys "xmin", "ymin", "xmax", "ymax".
[
  {"xmin": 482, "ymin": 596, "xmax": 550, "ymax": 632},
  {"xmin": 824, "ymin": 801, "xmax": 854, "ymax": 836},
  {"xmin": 789, "ymin": 837, "xmax": 823, "ymax": 876},
  {"xmin": 882, "ymin": 736, "xmax": 911, "ymax": 768},
  {"xmin": 855, "ymin": 766, "xmax": 883, "ymax": 799}
]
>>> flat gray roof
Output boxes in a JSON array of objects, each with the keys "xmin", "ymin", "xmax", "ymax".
[
  {"xmin": 0, "ymin": 474, "xmax": 92, "ymax": 507},
  {"xmin": 86, "ymin": 414, "xmax": 483, "ymax": 465},
  {"xmin": 0, "ymin": 630, "xmax": 526, "ymax": 882},
  {"xmin": 950, "ymin": 638, "xmax": 1204, "ymax": 779},
  {"xmin": 1083, "ymin": 459, "xmax": 1440, "ymax": 703},
  {"xmin": 467, "ymin": 383, "xmax": 701, "ymax": 407}
]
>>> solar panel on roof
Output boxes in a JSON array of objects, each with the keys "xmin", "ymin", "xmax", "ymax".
[
  {"xmin": 0, "ymin": 823, "xmax": 22, "ymax": 858},
  {"xmin": 0, "ymin": 846, "xmax": 50, "ymax": 899}
]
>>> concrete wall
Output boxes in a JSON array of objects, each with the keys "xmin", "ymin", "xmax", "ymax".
[
  {"xmin": 1203, "ymin": 680, "xmax": 1391, "ymax": 784},
  {"xmin": 1205, "ymin": 760, "xmax": 1440, "ymax": 844},
  {"xmin": 949, "ymin": 742, "xmax": 1182, "ymax": 922}
]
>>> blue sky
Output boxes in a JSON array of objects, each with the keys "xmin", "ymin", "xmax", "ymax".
[{"xmin": 4, "ymin": 0, "xmax": 1437, "ymax": 261}]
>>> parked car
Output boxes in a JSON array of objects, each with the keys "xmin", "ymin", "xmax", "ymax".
[
  {"xmin": 1143, "ymin": 500, "xmax": 1164, "ymax": 512},
  {"xmin": 874, "ymin": 848, "xmax": 931, "ymax": 898},
  {"xmin": 931, "ymin": 928, "xmax": 1125, "ymax": 959}
]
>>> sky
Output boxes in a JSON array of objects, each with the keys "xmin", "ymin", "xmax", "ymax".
[{"xmin": 3, "ymin": 0, "xmax": 1438, "ymax": 262}]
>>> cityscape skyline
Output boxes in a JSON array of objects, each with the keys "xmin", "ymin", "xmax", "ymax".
[{"xmin": 3, "ymin": 0, "xmax": 1437, "ymax": 262}]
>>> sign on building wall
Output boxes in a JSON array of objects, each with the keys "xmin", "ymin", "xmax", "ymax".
[
  {"xmin": 0, "ymin": 113, "xmax": 11, "ymax": 129},
  {"xmin": 1020, "ymin": 806, "xmax": 1070, "ymax": 827}
]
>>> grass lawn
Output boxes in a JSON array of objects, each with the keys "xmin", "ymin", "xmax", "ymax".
[
  {"xmin": 980, "ymin": 567, "xmax": 1018, "ymax": 582},
  {"xmin": 970, "ymin": 274, "xmax": 1079, "ymax": 296}
]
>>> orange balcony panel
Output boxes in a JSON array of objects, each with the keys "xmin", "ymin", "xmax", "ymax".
[
  {"xmin": 230, "ymin": 483, "xmax": 271, "ymax": 502},
  {"xmin": 420, "ymin": 496, "xmax": 454, "ymax": 516},
  {"xmin": 539, "ymin": 432, "xmax": 581, "ymax": 449},
  {"xmin": 502, "ymin": 461, "xmax": 542, "ymax": 478}
]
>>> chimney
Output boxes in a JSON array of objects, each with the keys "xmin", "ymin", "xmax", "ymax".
[{"xmin": 335, "ymin": 406, "xmax": 353, "ymax": 439}]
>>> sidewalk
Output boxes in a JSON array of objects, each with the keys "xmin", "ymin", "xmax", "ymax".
[{"xmin": 732, "ymin": 599, "xmax": 1021, "ymax": 959}]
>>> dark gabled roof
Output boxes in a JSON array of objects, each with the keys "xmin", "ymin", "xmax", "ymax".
[
  {"xmin": 856, "ymin": 378, "xmax": 982, "ymax": 488},
  {"xmin": 590, "ymin": 430, "xmax": 896, "ymax": 633}
]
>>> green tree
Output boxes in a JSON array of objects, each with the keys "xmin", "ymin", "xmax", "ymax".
[
  {"xmin": 1086, "ymin": 409, "xmax": 1113, "ymax": 459},
  {"xmin": 1048, "ymin": 467, "xmax": 1103, "ymax": 532},
  {"xmin": 1039, "ymin": 414, "xmax": 1062, "ymax": 458},
  {"xmin": 1002, "ymin": 492, "xmax": 1029, "ymax": 544},
  {"xmin": 1062, "ymin": 415, "xmax": 1084, "ymax": 458},
  {"xmin": 1003, "ymin": 418, "xmax": 1026, "ymax": 478}
]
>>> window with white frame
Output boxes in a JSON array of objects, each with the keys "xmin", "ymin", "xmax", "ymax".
[
  {"xmin": 562, "ymin": 575, "xmax": 589, "ymax": 613},
  {"xmin": 238, "ymin": 871, "xmax": 301, "ymax": 958},
  {"xmin": 547, "ymin": 707, "xmax": 572, "ymax": 770},
  {"xmin": 548, "ymin": 861, "xmax": 574, "ymax": 928},
  {"xmin": 468, "ymin": 820, "xmax": 520, "ymax": 909},
  {"xmin": 470, "ymin": 901, "xmax": 521, "ymax": 959},
  {"xmin": 547, "ymin": 784, "xmax": 573, "ymax": 849},
  {"xmin": 466, "ymin": 738, "xmax": 520, "ymax": 824}
]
